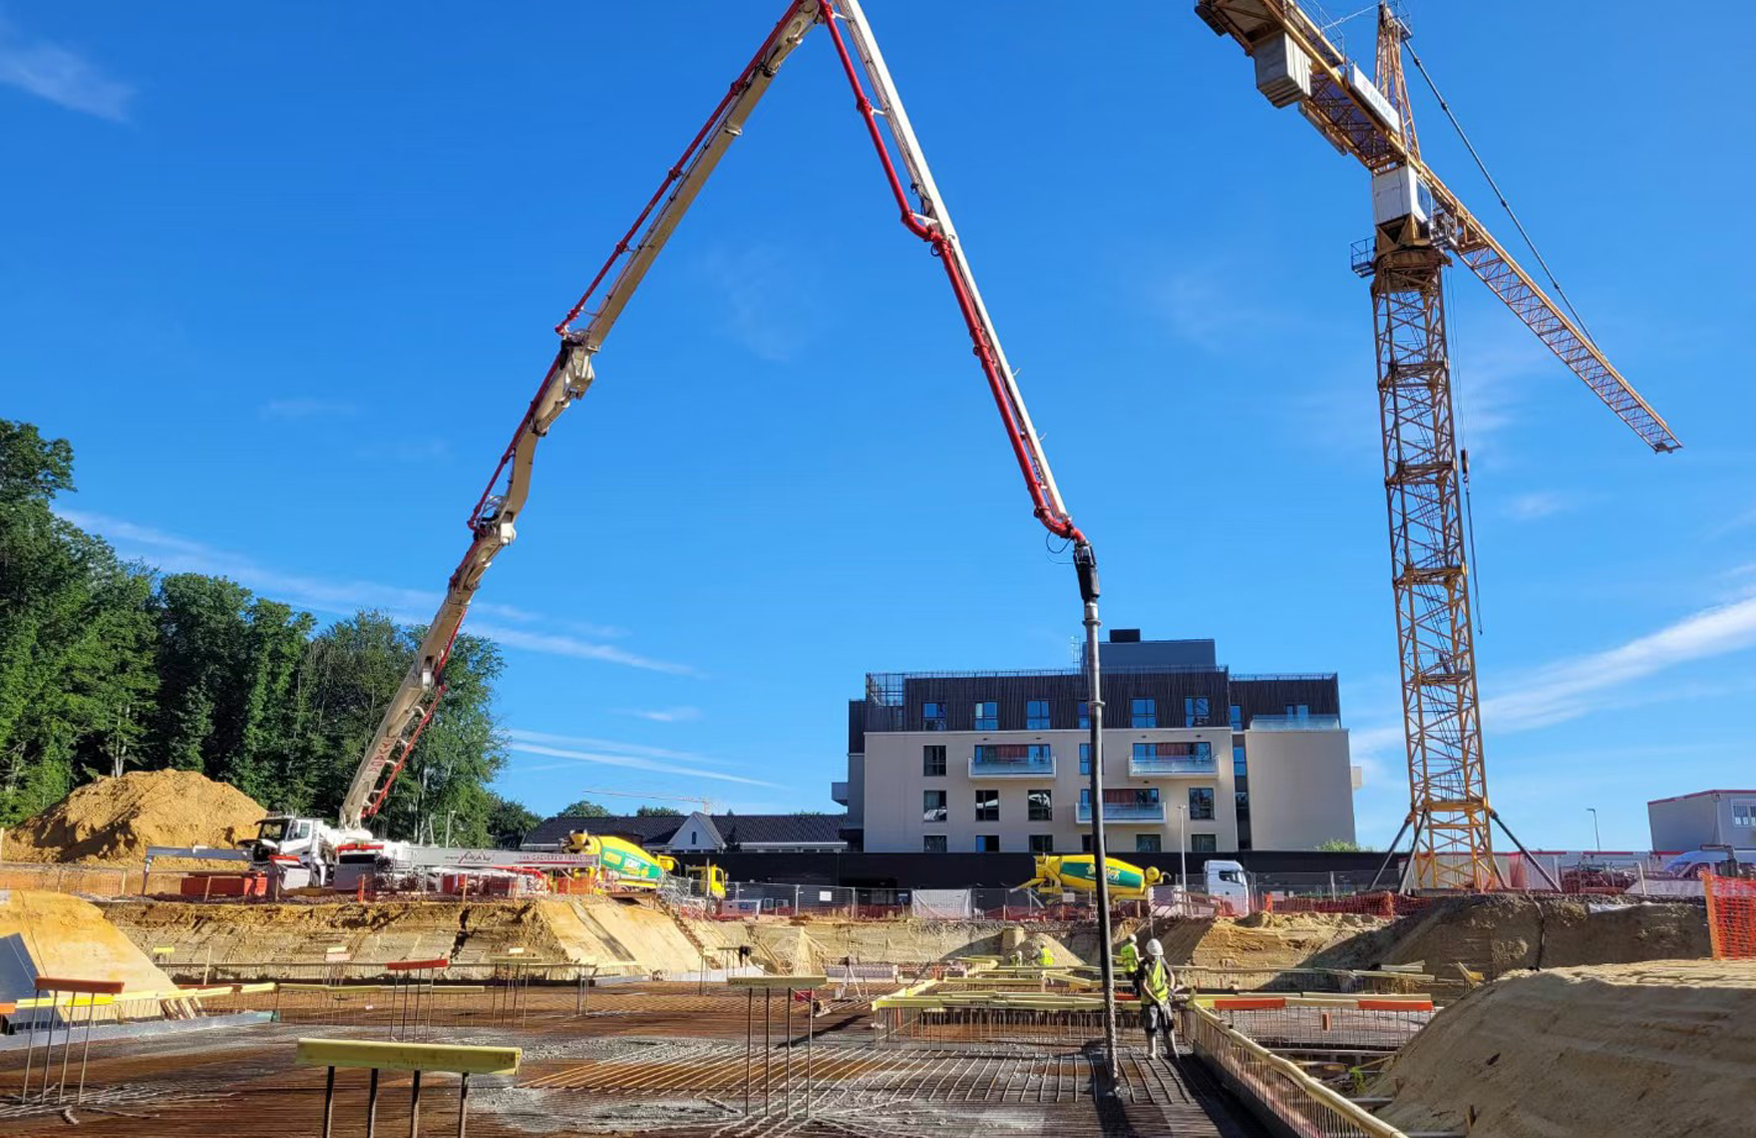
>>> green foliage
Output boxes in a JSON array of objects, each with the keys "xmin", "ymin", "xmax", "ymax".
[
  {"xmin": 559, "ymin": 799, "xmax": 612, "ymax": 818},
  {"xmin": 634, "ymin": 805, "xmax": 683, "ymax": 817},
  {"xmin": 1316, "ymin": 838, "xmax": 1376, "ymax": 852},
  {"xmin": 486, "ymin": 795, "xmax": 540, "ymax": 849},
  {"xmin": 0, "ymin": 420, "xmax": 511, "ymax": 840}
]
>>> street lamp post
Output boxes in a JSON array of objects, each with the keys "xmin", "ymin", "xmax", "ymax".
[{"xmin": 1588, "ymin": 808, "xmax": 1601, "ymax": 853}]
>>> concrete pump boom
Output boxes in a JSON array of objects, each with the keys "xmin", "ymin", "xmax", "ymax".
[{"xmin": 338, "ymin": 0, "xmax": 1090, "ymax": 830}]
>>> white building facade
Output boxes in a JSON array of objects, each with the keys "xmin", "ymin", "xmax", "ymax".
[{"xmin": 835, "ymin": 633, "xmax": 1358, "ymax": 855}]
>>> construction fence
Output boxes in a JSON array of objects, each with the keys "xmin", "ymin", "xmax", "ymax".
[{"xmin": 1702, "ymin": 871, "xmax": 1756, "ymax": 960}]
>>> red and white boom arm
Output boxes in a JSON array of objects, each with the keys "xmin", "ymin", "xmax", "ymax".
[{"xmin": 338, "ymin": 0, "xmax": 1088, "ymax": 831}]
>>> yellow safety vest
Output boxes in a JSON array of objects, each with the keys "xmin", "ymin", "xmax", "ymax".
[
  {"xmin": 1143, "ymin": 958, "xmax": 1170, "ymax": 1004},
  {"xmin": 1036, "ymin": 946, "xmax": 1054, "ymax": 966},
  {"xmin": 1118, "ymin": 942, "xmax": 1140, "ymax": 972}
]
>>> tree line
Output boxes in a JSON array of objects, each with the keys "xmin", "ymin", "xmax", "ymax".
[{"xmin": 0, "ymin": 420, "xmax": 534, "ymax": 847}]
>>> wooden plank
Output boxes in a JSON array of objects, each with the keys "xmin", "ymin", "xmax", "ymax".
[
  {"xmin": 35, "ymin": 977, "xmax": 126, "ymax": 995},
  {"xmin": 294, "ymin": 1038, "xmax": 521, "ymax": 1076},
  {"xmin": 727, "ymin": 974, "xmax": 828, "ymax": 990},
  {"xmin": 386, "ymin": 957, "xmax": 450, "ymax": 972}
]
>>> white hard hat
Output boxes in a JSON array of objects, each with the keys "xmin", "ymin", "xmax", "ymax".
[
  {"xmin": 1125, "ymin": 930, "xmax": 1137, "ymax": 941},
  {"xmin": 1146, "ymin": 938, "xmax": 1163, "ymax": 957}
]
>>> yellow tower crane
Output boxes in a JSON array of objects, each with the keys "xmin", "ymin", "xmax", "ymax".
[{"xmin": 1195, "ymin": 2, "xmax": 1680, "ymax": 890}]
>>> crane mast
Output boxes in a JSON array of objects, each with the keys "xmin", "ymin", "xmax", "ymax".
[{"xmin": 1196, "ymin": 0, "xmax": 1680, "ymax": 889}]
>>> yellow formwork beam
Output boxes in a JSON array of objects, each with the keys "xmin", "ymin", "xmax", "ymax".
[
  {"xmin": 294, "ymin": 1038, "xmax": 521, "ymax": 1076},
  {"xmin": 728, "ymin": 975, "xmax": 828, "ymax": 989}
]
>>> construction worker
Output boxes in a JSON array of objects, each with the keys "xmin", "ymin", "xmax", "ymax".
[
  {"xmin": 1035, "ymin": 941, "xmax": 1054, "ymax": 967},
  {"xmin": 1117, "ymin": 931, "xmax": 1141, "ymax": 975},
  {"xmin": 1134, "ymin": 938, "xmax": 1178, "ymax": 1060}
]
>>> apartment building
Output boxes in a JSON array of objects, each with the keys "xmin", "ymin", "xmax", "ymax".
[{"xmin": 833, "ymin": 631, "xmax": 1357, "ymax": 854}]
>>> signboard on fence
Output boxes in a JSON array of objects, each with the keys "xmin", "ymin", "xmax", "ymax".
[{"xmin": 911, "ymin": 889, "xmax": 973, "ymax": 919}]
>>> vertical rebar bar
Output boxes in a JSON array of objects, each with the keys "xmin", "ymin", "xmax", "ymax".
[
  {"xmin": 456, "ymin": 1072, "xmax": 470, "ymax": 1138},
  {"xmin": 366, "ymin": 1067, "xmax": 379, "ymax": 1138},
  {"xmin": 745, "ymin": 987, "xmax": 753, "ymax": 1116},
  {"xmin": 75, "ymin": 995, "xmax": 95, "ymax": 1105},
  {"xmin": 321, "ymin": 1066, "xmax": 337, "ymax": 1138},
  {"xmin": 408, "ymin": 1069, "xmax": 422, "ymax": 1138}
]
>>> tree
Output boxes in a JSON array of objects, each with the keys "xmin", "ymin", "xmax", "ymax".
[
  {"xmin": 485, "ymin": 794, "xmax": 540, "ymax": 849},
  {"xmin": 635, "ymin": 805, "xmax": 683, "ymax": 817},
  {"xmin": 558, "ymin": 798, "xmax": 612, "ymax": 818},
  {"xmin": 1316, "ymin": 838, "xmax": 1376, "ymax": 852}
]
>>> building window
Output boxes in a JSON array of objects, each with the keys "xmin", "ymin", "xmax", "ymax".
[
  {"xmin": 923, "ymin": 835, "xmax": 948, "ymax": 853},
  {"xmin": 923, "ymin": 745, "xmax": 947, "ymax": 777},
  {"xmin": 1028, "ymin": 788, "xmax": 1053, "ymax": 821},
  {"xmin": 1188, "ymin": 787, "xmax": 1215, "ymax": 821},
  {"xmin": 975, "ymin": 834, "xmax": 1000, "ymax": 853},
  {"xmin": 1285, "ymin": 703, "xmax": 1309, "ymax": 719},
  {"xmin": 922, "ymin": 701, "xmax": 946, "ymax": 731},
  {"xmin": 1229, "ymin": 703, "xmax": 1243, "ymax": 730},
  {"xmin": 975, "ymin": 701, "xmax": 998, "ymax": 731},
  {"xmin": 1235, "ymin": 790, "xmax": 1250, "ymax": 819},
  {"xmin": 1082, "ymin": 787, "xmax": 1160, "ymax": 808},
  {"xmin": 1233, "ymin": 744, "xmax": 1247, "ymax": 777},
  {"xmin": 1136, "ymin": 834, "xmax": 1162, "ymax": 853},
  {"xmin": 1735, "ymin": 801, "xmax": 1756, "ymax": 828},
  {"xmin": 1185, "ymin": 697, "xmax": 1210, "ymax": 726},
  {"xmin": 1081, "ymin": 833, "xmax": 1093, "ymax": 853},
  {"xmin": 1078, "ymin": 701, "xmax": 1090, "ymax": 729},
  {"xmin": 922, "ymin": 789, "xmax": 948, "ymax": 823},
  {"xmin": 1191, "ymin": 833, "xmax": 1218, "ymax": 853},
  {"xmin": 1079, "ymin": 743, "xmax": 1091, "ymax": 776},
  {"xmin": 1027, "ymin": 699, "xmax": 1050, "ymax": 730},
  {"xmin": 1029, "ymin": 833, "xmax": 1055, "ymax": 854},
  {"xmin": 975, "ymin": 789, "xmax": 1000, "ymax": 822},
  {"xmin": 1131, "ymin": 698, "xmax": 1156, "ymax": 728},
  {"xmin": 1133, "ymin": 741, "xmax": 1213, "ymax": 762}
]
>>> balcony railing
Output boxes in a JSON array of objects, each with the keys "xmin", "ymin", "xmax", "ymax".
[
  {"xmin": 1076, "ymin": 800, "xmax": 1166, "ymax": 823},
  {"xmin": 1129, "ymin": 755, "xmax": 1218, "ymax": 777},
  {"xmin": 1249, "ymin": 714, "xmax": 1343, "ymax": 731},
  {"xmin": 968, "ymin": 754, "xmax": 1055, "ymax": 778}
]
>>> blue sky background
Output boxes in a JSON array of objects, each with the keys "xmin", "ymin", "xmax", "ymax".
[{"xmin": 3, "ymin": 2, "xmax": 1752, "ymax": 849}]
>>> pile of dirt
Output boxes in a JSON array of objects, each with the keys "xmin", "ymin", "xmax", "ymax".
[
  {"xmin": 3, "ymin": 770, "xmax": 266, "ymax": 865},
  {"xmin": 1152, "ymin": 912, "xmax": 1389, "ymax": 971},
  {"xmin": 104, "ymin": 894, "xmax": 717, "ymax": 980},
  {"xmin": 1308, "ymin": 895, "xmax": 1711, "ymax": 977},
  {"xmin": 1375, "ymin": 960, "xmax": 1756, "ymax": 1138},
  {"xmin": 0, "ymin": 891, "xmax": 177, "ymax": 994}
]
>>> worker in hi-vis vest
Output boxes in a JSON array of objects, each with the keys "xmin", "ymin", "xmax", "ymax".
[
  {"xmin": 1134, "ymin": 938, "xmax": 1178, "ymax": 1060},
  {"xmin": 1035, "ymin": 942, "xmax": 1054, "ymax": 967},
  {"xmin": 1117, "ymin": 931, "xmax": 1141, "ymax": 977}
]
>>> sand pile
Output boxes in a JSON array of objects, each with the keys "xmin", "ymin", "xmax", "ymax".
[
  {"xmin": 1154, "ymin": 912, "xmax": 1388, "ymax": 971},
  {"xmin": 0, "ymin": 891, "xmax": 177, "ymax": 994},
  {"xmin": 104, "ymin": 894, "xmax": 716, "ymax": 980},
  {"xmin": 1375, "ymin": 960, "xmax": 1756, "ymax": 1138},
  {"xmin": 2, "ymin": 770, "xmax": 266, "ymax": 865},
  {"xmin": 1315, "ymin": 895, "xmax": 1711, "ymax": 977}
]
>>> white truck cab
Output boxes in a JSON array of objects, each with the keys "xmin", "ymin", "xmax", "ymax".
[{"xmin": 1203, "ymin": 859, "xmax": 1251, "ymax": 915}]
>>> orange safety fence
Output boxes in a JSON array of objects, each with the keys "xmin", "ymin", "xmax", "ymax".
[{"xmin": 1702, "ymin": 871, "xmax": 1756, "ymax": 960}]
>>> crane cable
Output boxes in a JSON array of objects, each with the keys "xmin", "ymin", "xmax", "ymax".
[{"xmin": 1403, "ymin": 41, "xmax": 1597, "ymax": 345}]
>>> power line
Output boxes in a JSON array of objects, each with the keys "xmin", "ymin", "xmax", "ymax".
[{"xmin": 1403, "ymin": 41, "xmax": 1597, "ymax": 344}]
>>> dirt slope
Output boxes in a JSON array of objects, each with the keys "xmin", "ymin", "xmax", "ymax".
[
  {"xmin": 3, "ymin": 770, "xmax": 265, "ymax": 865},
  {"xmin": 1376, "ymin": 960, "xmax": 1756, "ymax": 1138},
  {"xmin": 0, "ymin": 891, "xmax": 176, "ymax": 993}
]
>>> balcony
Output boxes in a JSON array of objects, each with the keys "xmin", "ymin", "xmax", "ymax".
[
  {"xmin": 830, "ymin": 781, "xmax": 849, "ymax": 805},
  {"xmin": 1129, "ymin": 754, "xmax": 1218, "ymax": 777},
  {"xmin": 1076, "ymin": 799, "xmax": 1166, "ymax": 824},
  {"xmin": 1248, "ymin": 714, "xmax": 1343, "ymax": 731},
  {"xmin": 968, "ymin": 748, "xmax": 1054, "ymax": 779}
]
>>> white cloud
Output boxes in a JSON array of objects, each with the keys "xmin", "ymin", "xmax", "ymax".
[
  {"xmin": 1153, "ymin": 266, "xmax": 1307, "ymax": 354},
  {"xmin": 508, "ymin": 729, "xmax": 732, "ymax": 765},
  {"xmin": 1482, "ymin": 594, "xmax": 1756, "ymax": 732},
  {"xmin": 507, "ymin": 740, "xmax": 781, "ymax": 789},
  {"xmin": 55, "ymin": 509, "xmax": 687, "ymax": 674},
  {"xmin": 261, "ymin": 399, "xmax": 357, "ymax": 420},
  {"xmin": 617, "ymin": 706, "xmax": 702, "ymax": 723},
  {"xmin": 0, "ymin": 16, "xmax": 132, "ymax": 121},
  {"xmin": 1503, "ymin": 490, "xmax": 1574, "ymax": 522},
  {"xmin": 698, "ymin": 242, "xmax": 820, "ymax": 363}
]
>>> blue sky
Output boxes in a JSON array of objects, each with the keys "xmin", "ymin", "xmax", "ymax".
[{"xmin": 4, "ymin": 3, "xmax": 1752, "ymax": 849}]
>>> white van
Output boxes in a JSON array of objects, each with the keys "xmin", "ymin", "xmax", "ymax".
[{"xmin": 1659, "ymin": 848, "xmax": 1756, "ymax": 878}]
